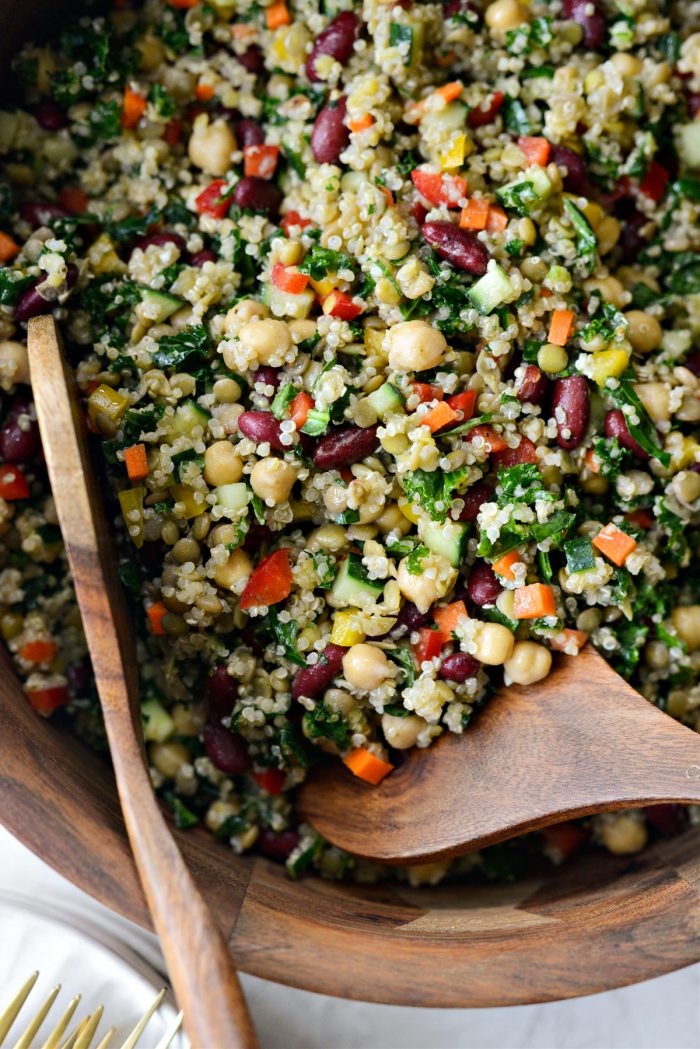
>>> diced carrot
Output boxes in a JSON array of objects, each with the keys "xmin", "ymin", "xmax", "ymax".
[
  {"xmin": 466, "ymin": 425, "xmax": 507, "ymax": 454},
  {"xmin": 59, "ymin": 186, "xmax": 89, "ymax": 214},
  {"xmin": 243, "ymin": 144, "xmax": 279, "ymax": 179},
  {"xmin": 348, "ymin": 114, "xmax": 374, "ymax": 132},
  {"xmin": 19, "ymin": 639, "xmax": 58, "ymax": 664},
  {"xmin": 406, "ymin": 81, "xmax": 463, "ymax": 122},
  {"xmin": 124, "ymin": 443, "xmax": 149, "ymax": 482},
  {"xmin": 513, "ymin": 583, "xmax": 556, "ymax": 620},
  {"xmin": 433, "ymin": 600, "xmax": 468, "ymax": 642},
  {"xmin": 168, "ymin": 0, "xmax": 199, "ymax": 7},
  {"xmin": 625, "ymin": 508, "xmax": 653, "ymax": 530},
  {"xmin": 492, "ymin": 550, "xmax": 521, "ymax": 581},
  {"xmin": 540, "ymin": 287, "xmax": 553, "ymax": 298},
  {"xmin": 147, "ymin": 601, "xmax": 168, "ymax": 636},
  {"xmin": 343, "ymin": 747, "xmax": 394, "ymax": 785},
  {"xmin": 549, "ymin": 629, "xmax": 588, "ymax": 653},
  {"xmin": 548, "ymin": 309, "xmax": 575, "ymax": 347},
  {"xmin": 591, "ymin": 523, "xmax": 637, "ymax": 567},
  {"xmin": 413, "ymin": 626, "xmax": 443, "ymax": 665},
  {"xmin": 289, "ymin": 391, "xmax": 314, "ymax": 430},
  {"xmin": 584, "ymin": 448, "xmax": 600, "ymax": 474},
  {"xmin": 517, "ymin": 135, "xmax": 551, "ymax": 167},
  {"xmin": 121, "ymin": 87, "xmax": 147, "ymax": 130},
  {"xmin": 240, "ymin": 548, "xmax": 293, "ymax": 610},
  {"xmin": 421, "ymin": 400, "xmax": 458, "ymax": 433},
  {"xmin": 435, "ymin": 50, "xmax": 457, "ymax": 68},
  {"xmin": 266, "ymin": 0, "xmax": 290, "ymax": 28},
  {"xmin": 459, "ymin": 198, "xmax": 490, "ymax": 230},
  {"xmin": 411, "ymin": 381, "xmax": 443, "ymax": 403},
  {"xmin": 436, "ymin": 81, "xmax": 464, "ymax": 104},
  {"xmin": 485, "ymin": 204, "xmax": 508, "ymax": 232},
  {"xmin": 446, "ymin": 390, "xmax": 476, "ymax": 420},
  {"xmin": 195, "ymin": 82, "xmax": 215, "ymax": 102},
  {"xmin": 541, "ymin": 821, "xmax": 588, "ymax": 862},
  {"xmin": 271, "ymin": 262, "xmax": 309, "ymax": 295},
  {"xmin": 162, "ymin": 119, "xmax": 183, "ymax": 147},
  {"xmin": 0, "ymin": 231, "xmax": 20, "ymax": 261},
  {"xmin": 379, "ymin": 185, "xmax": 395, "ymax": 208},
  {"xmin": 25, "ymin": 685, "xmax": 70, "ymax": 715}
]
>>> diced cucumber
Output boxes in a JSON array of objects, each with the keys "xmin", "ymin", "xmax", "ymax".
[
  {"xmin": 366, "ymin": 382, "xmax": 405, "ymax": 420},
  {"xmin": 419, "ymin": 519, "xmax": 469, "ymax": 567},
  {"xmin": 422, "ymin": 102, "xmax": 467, "ymax": 135},
  {"xmin": 678, "ymin": 123, "xmax": 700, "ymax": 170},
  {"xmin": 330, "ymin": 553, "xmax": 384, "ymax": 607},
  {"xmin": 141, "ymin": 699, "xmax": 174, "ymax": 743},
  {"xmin": 468, "ymin": 262, "xmax": 515, "ymax": 315},
  {"xmin": 497, "ymin": 167, "xmax": 552, "ymax": 215},
  {"xmin": 215, "ymin": 482, "xmax": 249, "ymax": 513},
  {"xmin": 138, "ymin": 288, "xmax": 184, "ymax": 324},
  {"xmin": 172, "ymin": 399, "xmax": 211, "ymax": 435},
  {"xmin": 261, "ymin": 282, "xmax": 315, "ymax": 319}
]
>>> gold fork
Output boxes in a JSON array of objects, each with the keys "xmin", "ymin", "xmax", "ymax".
[{"xmin": 0, "ymin": 972, "xmax": 185, "ymax": 1049}]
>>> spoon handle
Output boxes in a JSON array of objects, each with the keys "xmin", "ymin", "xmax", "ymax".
[{"xmin": 27, "ymin": 316, "xmax": 258, "ymax": 1049}]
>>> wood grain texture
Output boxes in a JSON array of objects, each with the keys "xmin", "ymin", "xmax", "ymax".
[
  {"xmin": 27, "ymin": 317, "xmax": 257, "ymax": 1049},
  {"xmin": 300, "ymin": 647, "xmax": 700, "ymax": 863}
]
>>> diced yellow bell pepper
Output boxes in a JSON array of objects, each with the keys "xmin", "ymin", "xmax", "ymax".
[
  {"xmin": 118, "ymin": 486, "xmax": 145, "ymax": 549},
  {"xmin": 364, "ymin": 328, "xmax": 386, "ymax": 355},
  {"xmin": 309, "ymin": 274, "xmax": 337, "ymax": 298},
  {"xmin": 665, "ymin": 433, "xmax": 700, "ymax": 472},
  {"xmin": 170, "ymin": 484, "xmax": 206, "ymax": 520},
  {"xmin": 330, "ymin": 610, "xmax": 366, "ymax": 646},
  {"xmin": 438, "ymin": 133, "xmax": 472, "ymax": 170},
  {"xmin": 88, "ymin": 383, "xmax": 129, "ymax": 435},
  {"xmin": 398, "ymin": 496, "xmax": 420, "ymax": 525},
  {"xmin": 589, "ymin": 348, "xmax": 630, "ymax": 385},
  {"xmin": 87, "ymin": 233, "xmax": 127, "ymax": 276}
]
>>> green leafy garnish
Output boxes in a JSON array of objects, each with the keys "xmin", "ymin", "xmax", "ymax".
[
  {"xmin": 151, "ymin": 325, "xmax": 212, "ymax": 371},
  {"xmin": 406, "ymin": 545, "xmax": 430, "ymax": 575},
  {"xmin": 298, "ymin": 247, "xmax": 355, "ymax": 280},
  {"xmin": 402, "ymin": 466, "xmax": 469, "ymax": 523},
  {"xmin": 262, "ymin": 607, "xmax": 308, "ymax": 667},
  {"xmin": 563, "ymin": 198, "xmax": 597, "ymax": 269},
  {"xmin": 302, "ymin": 702, "xmax": 351, "ymax": 749},
  {"xmin": 607, "ymin": 380, "xmax": 670, "ymax": 466}
]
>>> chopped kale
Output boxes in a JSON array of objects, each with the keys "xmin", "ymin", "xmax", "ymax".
[
  {"xmin": 607, "ymin": 380, "xmax": 670, "ymax": 466},
  {"xmin": 262, "ymin": 607, "xmax": 308, "ymax": 667},
  {"xmin": 302, "ymin": 702, "xmax": 351, "ymax": 749},
  {"xmin": 502, "ymin": 96, "xmax": 531, "ymax": 135},
  {"xmin": 298, "ymin": 247, "xmax": 355, "ymax": 280},
  {"xmin": 578, "ymin": 301, "xmax": 626, "ymax": 344},
  {"xmin": 563, "ymin": 198, "xmax": 597, "ymax": 268},
  {"xmin": 151, "ymin": 325, "xmax": 212, "ymax": 371},
  {"xmin": 148, "ymin": 83, "xmax": 176, "ymax": 120},
  {"xmin": 406, "ymin": 545, "xmax": 430, "ymax": 575},
  {"xmin": 386, "ymin": 646, "xmax": 416, "ymax": 687},
  {"xmin": 402, "ymin": 465, "xmax": 469, "ymax": 523}
]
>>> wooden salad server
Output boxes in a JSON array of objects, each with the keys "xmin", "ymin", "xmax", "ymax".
[
  {"xmin": 301, "ymin": 599, "xmax": 700, "ymax": 865},
  {"xmin": 27, "ymin": 316, "xmax": 258, "ymax": 1049}
]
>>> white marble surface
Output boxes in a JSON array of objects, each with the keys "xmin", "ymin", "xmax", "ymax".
[{"xmin": 0, "ymin": 826, "xmax": 698, "ymax": 1049}]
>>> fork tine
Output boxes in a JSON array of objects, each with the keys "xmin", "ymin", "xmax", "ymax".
[
  {"xmin": 152, "ymin": 1010, "xmax": 185, "ymax": 1049},
  {"xmin": 58, "ymin": 1014, "xmax": 91, "ymax": 1049},
  {"xmin": 119, "ymin": 988, "xmax": 166, "ymax": 1049},
  {"xmin": 39, "ymin": 996, "xmax": 81, "ymax": 1049},
  {"xmin": 73, "ymin": 1006, "xmax": 104, "ymax": 1049},
  {"xmin": 14, "ymin": 984, "xmax": 61, "ymax": 1049},
  {"xmin": 93, "ymin": 1028, "xmax": 116, "ymax": 1049},
  {"xmin": 0, "ymin": 971, "xmax": 39, "ymax": 1045}
]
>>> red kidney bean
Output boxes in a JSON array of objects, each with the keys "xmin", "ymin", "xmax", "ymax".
[
  {"xmin": 467, "ymin": 91, "xmax": 504, "ymax": 129},
  {"xmin": 604, "ymin": 409, "xmax": 649, "ymax": 461},
  {"xmin": 189, "ymin": 248, "xmax": 217, "ymax": 266},
  {"xmin": 563, "ymin": 0, "xmax": 606, "ymax": 50},
  {"xmin": 242, "ymin": 522, "xmax": 273, "ymax": 557},
  {"xmin": 517, "ymin": 364, "xmax": 549, "ymax": 406},
  {"xmin": 552, "ymin": 375, "xmax": 589, "ymax": 450},
  {"xmin": 467, "ymin": 561, "xmax": 502, "ymax": 607},
  {"xmin": 238, "ymin": 410, "xmax": 287, "ymax": 451},
  {"xmin": 311, "ymin": 97, "xmax": 349, "ymax": 165},
  {"xmin": 688, "ymin": 93, "xmax": 700, "ymax": 119},
  {"xmin": 19, "ymin": 201, "xmax": 69, "ymax": 228},
  {"xmin": 439, "ymin": 652, "xmax": 480, "ymax": 683},
  {"xmin": 390, "ymin": 601, "xmax": 430, "ymax": 636},
  {"xmin": 306, "ymin": 12, "xmax": 360, "ymax": 82},
  {"xmin": 237, "ymin": 45, "xmax": 264, "ymax": 74},
  {"xmin": 291, "ymin": 643, "xmax": 346, "ymax": 701},
  {"xmin": 312, "ymin": 424, "xmax": 378, "ymax": 470},
  {"xmin": 685, "ymin": 351, "xmax": 700, "ymax": 376},
  {"xmin": 203, "ymin": 722, "xmax": 250, "ymax": 774},
  {"xmin": 235, "ymin": 118, "xmax": 264, "ymax": 148},
  {"xmin": 645, "ymin": 803, "xmax": 687, "ymax": 836},
  {"xmin": 421, "ymin": 222, "xmax": 489, "ymax": 275},
  {"xmin": 257, "ymin": 828, "xmax": 301, "ymax": 861},
  {"xmin": 0, "ymin": 406, "xmax": 40, "ymax": 461},
  {"xmin": 549, "ymin": 144, "xmax": 587, "ymax": 195},
  {"xmin": 254, "ymin": 366, "xmax": 281, "ymax": 390},
  {"xmin": 33, "ymin": 99, "xmax": 67, "ymax": 130},
  {"xmin": 67, "ymin": 661, "xmax": 91, "ymax": 695},
  {"xmin": 205, "ymin": 665, "xmax": 239, "ymax": 720},
  {"xmin": 618, "ymin": 208, "xmax": 647, "ymax": 264},
  {"xmin": 133, "ymin": 231, "xmax": 186, "ymax": 255},
  {"xmin": 233, "ymin": 176, "xmax": 283, "ymax": 216},
  {"xmin": 457, "ymin": 480, "xmax": 492, "ymax": 522},
  {"xmin": 14, "ymin": 283, "xmax": 52, "ymax": 323}
]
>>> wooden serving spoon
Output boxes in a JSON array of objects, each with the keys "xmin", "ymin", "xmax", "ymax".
[
  {"xmin": 27, "ymin": 316, "xmax": 258, "ymax": 1049},
  {"xmin": 300, "ymin": 597, "xmax": 700, "ymax": 866}
]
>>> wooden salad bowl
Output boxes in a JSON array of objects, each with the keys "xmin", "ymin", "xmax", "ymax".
[{"xmin": 1, "ymin": 0, "xmax": 700, "ymax": 1008}]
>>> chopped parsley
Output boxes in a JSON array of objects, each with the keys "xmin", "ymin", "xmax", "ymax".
[
  {"xmin": 151, "ymin": 325, "xmax": 212, "ymax": 371},
  {"xmin": 402, "ymin": 466, "xmax": 469, "ymax": 523}
]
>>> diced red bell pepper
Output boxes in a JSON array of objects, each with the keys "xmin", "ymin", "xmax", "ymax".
[
  {"xmin": 322, "ymin": 290, "xmax": 362, "ymax": 320},
  {"xmin": 541, "ymin": 821, "xmax": 588, "ymax": 862},
  {"xmin": 289, "ymin": 391, "xmax": 314, "ymax": 429},
  {"xmin": 465, "ymin": 425, "xmax": 508, "ymax": 455},
  {"xmin": 411, "ymin": 169, "xmax": 467, "ymax": 208},
  {"xmin": 413, "ymin": 626, "xmax": 443, "ymax": 666},
  {"xmin": 194, "ymin": 179, "xmax": 231, "ymax": 219},
  {"xmin": 639, "ymin": 160, "xmax": 670, "ymax": 203},
  {"xmin": 25, "ymin": 685, "xmax": 70, "ymax": 716},
  {"xmin": 411, "ymin": 381, "xmax": 444, "ymax": 403},
  {"xmin": 468, "ymin": 91, "xmax": 505, "ymax": 128},
  {"xmin": 162, "ymin": 119, "xmax": 183, "ymax": 147},
  {"xmin": 252, "ymin": 768, "xmax": 286, "ymax": 795},
  {"xmin": 0, "ymin": 464, "xmax": 29, "ymax": 500},
  {"xmin": 280, "ymin": 210, "xmax": 311, "ymax": 234},
  {"xmin": 271, "ymin": 262, "xmax": 309, "ymax": 295},
  {"xmin": 446, "ymin": 390, "xmax": 477, "ymax": 420},
  {"xmin": 243, "ymin": 144, "xmax": 280, "ymax": 180},
  {"xmin": 59, "ymin": 186, "xmax": 89, "ymax": 214},
  {"xmin": 240, "ymin": 548, "xmax": 294, "ymax": 610},
  {"xmin": 517, "ymin": 136, "xmax": 551, "ymax": 167},
  {"xmin": 411, "ymin": 200, "xmax": 428, "ymax": 226},
  {"xmin": 645, "ymin": 803, "xmax": 685, "ymax": 836},
  {"xmin": 625, "ymin": 507, "xmax": 654, "ymax": 530},
  {"xmin": 491, "ymin": 435, "xmax": 538, "ymax": 468}
]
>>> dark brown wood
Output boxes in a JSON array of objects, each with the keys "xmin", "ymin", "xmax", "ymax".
[
  {"xmin": 300, "ymin": 646, "xmax": 700, "ymax": 863},
  {"xmin": 26, "ymin": 316, "xmax": 258, "ymax": 1049}
]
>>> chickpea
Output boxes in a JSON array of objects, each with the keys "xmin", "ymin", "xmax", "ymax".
[
  {"xmin": 485, "ymin": 0, "xmax": 531, "ymax": 35},
  {"xmin": 375, "ymin": 502, "xmax": 412, "ymax": 536},
  {"xmin": 396, "ymin": 553, "xmax": 458, "ymax": 614},
  {"xmin": 250, "ymin": 457, "xmax": 298, "ymax": 504},
  {"xmin": 387, "ymin": 320, "xmax": 447, "ymax": 373},
  {"xmin": 325, "ymin": 688, "xmax": 355, "ymax": 715},
  {"xmin": 635, "ymin": 382, "xmax": 670, "ymax": 423},
  {"xmin": 504, "ymin": 641, "xmax": 552, "ymax": 686},
  {"xmin": 583, "ymin": 276, "xmax": 627, "ymax": 310},
  {"xmin": 472, "ymin": 622, "xmax": 515, "ymax": 666},
  {"xmin": 204, "ymin": 441, "xmax": 243, "ymax": 486},
  {"xmin": 209, "ymin": 523, "xmax": 241, "ymax": 547},
  {"xmin": 672, "ymin": 470, "xmax": 700, "ymax": 504},
  {"xmin": 213, "ymin": 377, "xmax": 242, "ymax": 404},
  {"xmin": 213, "ymin": 548, "xmax": 253, "ymax": 592},
  {"xmin": 671, "ymin": 606, "xmax": 700, "ymax": 652},
  {"xmin": 223, "ymin": 299, "xmax": 268, "ymax": 337},
  {"xmin": 596, "ymin": 216, "xmax": 621, "ymax": 256},
  {"xmin": 598, "ymin": 813, "xmax": 647, "ymax": 856},
  {"xmin": 172, "ymin": 537, "xmax": 201, "ymax": 564},
  {"xmin": 0, "ymin": 341, "xmax": 30, "ymax": 387},
  {"xmin": 171, "ymin": 702, "xmax": 206, "ymax": 736},
  {"xmin": 610, "ymin": 52, "xmax": 643, "ymax": 77},
  {"xmin": 342, "ymin": 644, "xmax": 392, "ymax": 691},
  {"xmin": 149, "ymin": 741, "xmax": 190, "ymax": 779},
  {"xmin": 138, "ymin": 33, "xmax": 166, "ymax": 72},
  {"xmin": 205, "ymin": 799, "xmax": 240, "ymax": 833},
  {"xmin": 239, "ymin": 317, "xmax": 291, "ymax": 366},
  {"xmin": 289, "ymin": 319, "xmax": 317, "ymax": 343},
  {"xmin": 624, "ymin": 311, "xmax": 662, "ymax": 354},
  {"xmin": 381, "ymin": 713, "xmax": 425, "ymax": 750},
  {"xmin": 537, "ymin": 343, "xmax": 568, "ymax": 374},
  {"xmin": 307, "ymin": 523, "xmax": 347, "ymax": 552},
  {"xmin": 188, "ymin": 117, "xmax": 236, "ymax": 176}
]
